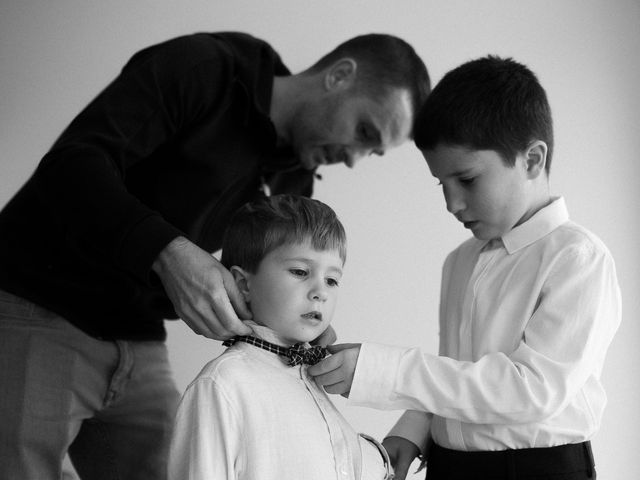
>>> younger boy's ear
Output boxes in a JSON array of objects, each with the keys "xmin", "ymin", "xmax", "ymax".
[
  {"xmin": 324, "ymin": 58, "xmax": 357, "ymax": 92},
  {"xmin": 230, "ymin": 266, "xmax": 251, "ymax": 301},
  {"xmin": 524, "ymin": 141, "xmax": 548, "ymax": 179}
]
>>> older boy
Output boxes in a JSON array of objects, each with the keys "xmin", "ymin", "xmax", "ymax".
[
  {"xmin": 310, "ymin": 56, "xmax": 621, "ymax": 480},
  {"xmin": 168, "ymin": 195, "xmax": 393, "ymax": 480}
]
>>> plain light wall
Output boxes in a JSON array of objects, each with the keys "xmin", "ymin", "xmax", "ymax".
[{"xmin": 2, "ymin": 1, "xmax": 639, "ymax": 478}]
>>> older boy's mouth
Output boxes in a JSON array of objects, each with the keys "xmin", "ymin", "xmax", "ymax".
[{"xmin": 301, "ymin": 311, "xmax": 322, "ymax": 321}]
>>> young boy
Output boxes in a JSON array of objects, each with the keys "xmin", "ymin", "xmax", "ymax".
[
  {"xmin": 309, "ymin": 56, "xmax": 621, "ymax": 480},
  {"xmin": 168, "ymin": 194, "xmax": 393, "ymax": 480}
]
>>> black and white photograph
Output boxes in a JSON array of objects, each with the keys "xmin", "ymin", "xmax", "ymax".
[{"xmin": 1, "ymin": 1, "xmax": 638, "ymax": 479}]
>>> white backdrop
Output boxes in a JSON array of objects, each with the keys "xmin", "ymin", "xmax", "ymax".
[{"xmin": 2, "ymin": 1, "xmax": 639, "ymax": 478}]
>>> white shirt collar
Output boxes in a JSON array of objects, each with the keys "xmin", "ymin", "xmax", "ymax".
[{"xmin": 501, "ymin": 196, "xmax": 569, "ymax": 254}]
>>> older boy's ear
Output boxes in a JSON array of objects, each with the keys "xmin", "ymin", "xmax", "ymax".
[
  {"xmin": 324, "ymin": 58, "xmax": 357, "ymax": 91},
  {"xmin": 525, "ymin": 141, "xmax": 548, "ymax": 179},
  {"xmin": 230, "ymin": 266, "xmax": 251, "ymax": 300}
]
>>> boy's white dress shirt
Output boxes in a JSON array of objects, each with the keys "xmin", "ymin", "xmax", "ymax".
[
  {"xmin": 349, "ymin": 197, "xmax": 621, "ymax": 452},
  {"xmin": 169, "ymin": 323, "xmax": 387, "ymax": 480}
]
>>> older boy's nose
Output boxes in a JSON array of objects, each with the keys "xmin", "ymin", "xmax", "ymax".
[{"xmin": 444, "ymin": 186, "xmax": 465, "ymax": 215}]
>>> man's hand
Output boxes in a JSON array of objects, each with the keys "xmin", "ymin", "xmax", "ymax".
[
  {"xmin": 382, "ymin": 436, "xmax": 421, "ymax": 480},
  {"xmin": 152, "ymin": 236, "xmax": 253, "ymax": 339},
  {"xmin": 307, "ymin": 343, "xmax": 361, "ymax": 396}
]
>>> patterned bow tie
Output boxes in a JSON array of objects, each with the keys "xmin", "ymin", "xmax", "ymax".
[{"xmin": 223, "ymin": 336, "xmax": 328, "ymax": 366}]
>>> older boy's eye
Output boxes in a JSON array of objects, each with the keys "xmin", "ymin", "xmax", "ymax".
[
  {"xmin": 289, "ymin": 269, "xmax": 307, "ymax": 277},
  {"xmin": 460, "ymin": 177, "xmax": 475, "ymax": 186}
]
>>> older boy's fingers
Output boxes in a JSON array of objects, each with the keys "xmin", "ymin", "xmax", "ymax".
[
  {"xmin": 322, "ymin": 380, "xmax": 351, "ymax": 396},
  {"xmin": 311, "ymin": 325, "xmax": 337, "ymax": 346},
  {"xmin": 311, "ymin": 367, "xmax": 349, "ymax": 389},
  {"xmin": 326, "ymin": 342, "xmax": 360, "ymax": 354},
  {"xmin": 307, "ymin": 353, "xmax": 342, "ymax": 376}
]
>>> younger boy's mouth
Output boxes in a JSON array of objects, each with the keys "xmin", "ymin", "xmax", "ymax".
[{"xmin": 301, "ymin": 311, "xmax": 322, "ymax": 321}]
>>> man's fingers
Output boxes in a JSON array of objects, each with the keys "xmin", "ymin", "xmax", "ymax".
[
  {"xmin": 180, "ymin": 307, "xmax": 232, "ymax": 340},
  {"xmin": 210, "ymin": 292, "xmax": 253, "ymax": 336},
  {"xmin": 223, "ymin": 268, "xmax": 253, "ymax": 320}
]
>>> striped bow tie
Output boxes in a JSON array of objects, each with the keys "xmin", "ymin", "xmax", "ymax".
[{"xmin": 223, "ymin": 336, "xmax": 328, "ymax": 366}]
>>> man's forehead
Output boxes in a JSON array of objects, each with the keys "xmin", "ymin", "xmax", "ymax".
[{"xmin": 378, "ymin": 88, "xmax": 414, "ymax": 146}]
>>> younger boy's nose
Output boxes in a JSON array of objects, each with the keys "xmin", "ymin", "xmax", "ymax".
[{"xmin": 309, "ymin": 286, "xmax": 328, "ymax": 302}]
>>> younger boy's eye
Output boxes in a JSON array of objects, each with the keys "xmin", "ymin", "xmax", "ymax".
[
  {"xmin": 326, "ymin": 278, "xmax": 340, "ymax": 287},
  {"xmin": 289, "ymin": 268, "xmax": 307, "ymax": 277}
]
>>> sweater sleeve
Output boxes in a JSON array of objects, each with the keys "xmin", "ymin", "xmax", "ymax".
[{"xmin": 34, "ymin": 36, "xmax": 234, "ymax": 284}]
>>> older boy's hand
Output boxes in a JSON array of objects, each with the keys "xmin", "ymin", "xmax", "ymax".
[
  {"xmin": 311, "ymin": 325, "xmax": 337, "ymax": 346},
  {"xmin": 382, "ymin": 436, "xmax": 421, "ymax": 480},
  {"xmin": 152, "ymin": 236, "xmax": 253, "ymax": 339},
  {"xmin": 307, "ymin": 343, "xmax": 361, "ymax": 396}
]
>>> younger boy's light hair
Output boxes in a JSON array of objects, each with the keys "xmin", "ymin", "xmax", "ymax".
[
  {"xmin": 414, "ymin": 55, "xmax": 554, "ymax": 173},
  {"xmin": 220, "ymin": 195, "xmax": 347, "ymax": 272}
]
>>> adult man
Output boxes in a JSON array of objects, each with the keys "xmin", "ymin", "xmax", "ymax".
[{"xmin": 0, "ymin": 32, "xmax": 429, "ymax": 479}]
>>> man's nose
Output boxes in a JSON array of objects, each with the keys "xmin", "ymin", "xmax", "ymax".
[
  {"xmin": 344, "ymin": 147, "xmax": 380, "ymax": 169},
  {"xmin": 343, "ymin": 152, "xmax": 359, "ymax": 169}
]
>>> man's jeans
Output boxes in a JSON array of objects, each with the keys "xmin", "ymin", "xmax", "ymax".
[{"xmin": 0, "ymin": 289, "xmax": 180, "ymax": 480}]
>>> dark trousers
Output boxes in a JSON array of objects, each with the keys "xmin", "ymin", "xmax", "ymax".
[{"xmin": 426, "ymin": 441, "xmax": 596, "ymax": 480}]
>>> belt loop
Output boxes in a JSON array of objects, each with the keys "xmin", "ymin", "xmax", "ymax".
[{"xmin": 583, "ymin": 442, "xmax": 595, "ymax": 478}]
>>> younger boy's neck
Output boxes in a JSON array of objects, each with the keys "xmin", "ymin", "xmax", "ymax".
[{"xmin": 245, "ymin": 320, "xmax": 298, "ymax": 348}]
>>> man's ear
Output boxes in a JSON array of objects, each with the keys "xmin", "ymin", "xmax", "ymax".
[
  {"xmin": 324, "ymin": 58, "xmax": 357, "ymax": 92},
  {"xmin": 230, "ymin": 266, "xmax": 251, "ymax": 301},
  {"xmin": 524, "ymin": 140, "xmax": 548, "ymax": 179}
]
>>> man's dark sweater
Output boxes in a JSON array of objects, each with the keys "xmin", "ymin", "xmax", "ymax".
[{"xmin": 0, "ymin": 32, "xmax": 314, "ymax": 341}]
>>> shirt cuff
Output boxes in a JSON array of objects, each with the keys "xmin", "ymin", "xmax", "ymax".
[
  {"xmin": 348, "ymin": 342, "xmax": 405, "ymax": 408},
  {"xmin": 117, "ymin": 213, "xmax": 184, "ymax": 285}
]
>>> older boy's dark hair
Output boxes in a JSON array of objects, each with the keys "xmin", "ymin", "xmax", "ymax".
[
  {"xmin": 307, "ymin": 34, "xmax": 431, "ymax": 130},
  {"xmin": 220, "ymin": 195, "xmax": 347, "ymax": 272},
  {"xmin": 414, "ymin": 55, "xmax": 554, "ymax": 172}
]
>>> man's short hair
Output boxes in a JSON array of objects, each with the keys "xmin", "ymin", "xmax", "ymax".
[
  {"xmin": 220, "ymin": 195, "xmax": 347, "ymax": 272},
  {"xmin": 308, "ymin": 34, "xmax": 431, "ymax": 127},
  {"xmin": 414, "ymin": 55, "xmax": 554, "ymax": 172}
]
